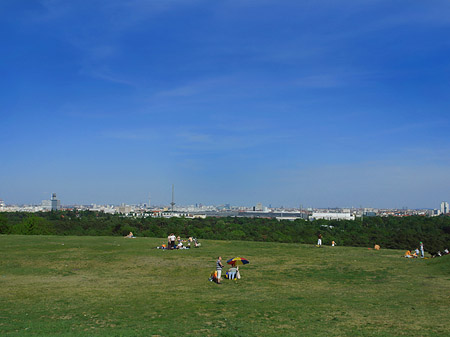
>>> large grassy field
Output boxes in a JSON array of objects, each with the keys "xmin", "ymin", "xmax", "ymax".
[{"xmin": 1, "ymin": 235, "xmax": 449, "ymax": 336}]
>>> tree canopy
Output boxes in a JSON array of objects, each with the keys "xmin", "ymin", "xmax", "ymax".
[{"xmin": 0, "ymin": 211, "xmax": 449, "ymax": 253}]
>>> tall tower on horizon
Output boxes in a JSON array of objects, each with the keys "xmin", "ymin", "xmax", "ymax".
[
  {"xmin": 170, "ymin": 185, "xmax": 175, "ymax": 213},
  {"xmin": 441, "ymin": 201, "xmax": 449, "ymax": 214},
  {"xmin": 51, "ymin": 193, "xmax": 60, "ymax": 211}
]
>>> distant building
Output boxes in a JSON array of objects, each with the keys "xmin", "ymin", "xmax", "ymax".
[
  {"xmin": 441, "ymin": 201, "xmax": 449, "ymax": 214},
  {"xmin": 311, "ymin": 212, "xmax": 355, "ymax": 221},
  {"xmin": 276, "ymin": 216, "xmax": 298, "ymax": 221},
  {"xmin": 429, "ymin": 209, "xmax": 441, "ymax": 217},
  {"xmin": 51, "ymin": 193, "xmax": 60, "ymax": 211},
  {"xmin": 41, "ymin": 200, "xmax": 51, "ymax": 211},
  {"xmin": 117, "ymin": 205, "xmax": 132, "ymax": 214}
]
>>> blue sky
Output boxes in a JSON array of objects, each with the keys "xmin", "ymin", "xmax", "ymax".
[{"xmin": 1, "ymin": 0, "xmax": 450, "ymax": 208}]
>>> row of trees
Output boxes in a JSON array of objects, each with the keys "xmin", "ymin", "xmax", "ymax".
[{"xmin": 0, "ymin": 211, "xmax": 449, "ymax": 252}]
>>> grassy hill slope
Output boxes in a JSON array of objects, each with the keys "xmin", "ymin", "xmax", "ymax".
[{"xmin": 1, "ymin": 235, "xmax": 449, "ymax": 336}]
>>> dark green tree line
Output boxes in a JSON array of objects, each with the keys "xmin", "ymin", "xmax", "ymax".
[{"xmin": 0, "ymin": 211, "xmax": 449, "ymax": 252}]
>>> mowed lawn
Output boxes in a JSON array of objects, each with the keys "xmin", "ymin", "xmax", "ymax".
[{"xmin": 1, "ymin": 235, "xmax": 449, "ymax": 336}]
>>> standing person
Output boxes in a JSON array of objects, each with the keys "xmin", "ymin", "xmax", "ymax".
[
  {"xmin": 170, "ymin": 233, "xmax": 176, "ymax": 250},
  {"xmin": 167, "ymin": 234, "xmax": 171, "ymax": 249},
  {"xmin": 216, "ymin": 256, "xmax": 224, "ymax": 284},
  {"xmin": 420, "ymin": 242, "xmax": 424, "ymax": 258},
  {"xmin": 317, "ymin": 233, "xmax": 322, "ymax": 247}
]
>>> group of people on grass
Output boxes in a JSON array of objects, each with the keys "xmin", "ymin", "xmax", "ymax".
[
  {"xmin": 431, "ymin": 248, "xmax": 449, "ymax": 258},
  {"xmin": 209, "ymin": 256, "xmax": 241, "ymax": 284},
  {"xmin": 316, "ymin": 235, "xmax": 446, "ymax": 260},
  {"xmin": 316, "ymin": 233, "xmax": 337, "ymax": 247},
  {"xmin": 403, "ymin": 242, "xmax": 425, "ymax": 258},
  {"xmin": 156, "ymin": 234, "xmax": 201, "ymax": 250}
]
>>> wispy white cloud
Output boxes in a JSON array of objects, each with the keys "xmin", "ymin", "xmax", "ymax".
[
  {"xmin": 373, "ymin": 2, "xmax": 450, "ymax": 28},
  {"xmin": 31, "ymin": 0, "xmax": 72, "ymax": 22},
  {"xmin": 293, "ymin": 74, "xmax": 345, "ymax": 89},
  {"xmin": 33, "ymin": 0, "xmax": 203, "ymax": 24},
  {"xmin": 402, "ymin": 146, "xmax": 450, "ymax": 163},
  {"xmin": 104, "ymin": 0, "xmax": 204, "ymax": 16},
  {"xmin": 25, "ymin": 0, "xmax": 205, "ymax": 86},
  {"xmin": 153, "ymin": 77, "xmax": 234, "ymax": 98},
  {"xmin": 97, "ymin": 121, "xmax": 292, "ymax": 156},
  {"xmin": 174, "ymin": 127, "xmax": 292, "ymax": 154},
  {"xmin": 381, "ymin": 120, "xmax": 448, "ymax": 135},
  {"xmin": 100, "ymin": 129, "xmax": 159, "ymax": 141},
  {"xmin": 291, "ymin": 68, "xmax": 386, "ymax": 88},
  {"xmin": 177, "ymin": 132, "xmax": 212, "ymax": 143},
  {"xmin": 80, "ymin": 65, "xmax": 137, "ymax": 87}
]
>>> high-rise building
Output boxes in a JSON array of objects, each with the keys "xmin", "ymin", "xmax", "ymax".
[
  {"xmin": 440, "ymin": 201, "xmax": 449, "ymax": 214},
  {"xmin": 41, "ymin": 200, "xmax": 51, "ymax": 211},
  {"xmin": 51, "ymin": 193, "xmax": 60, "ymax": 211}
]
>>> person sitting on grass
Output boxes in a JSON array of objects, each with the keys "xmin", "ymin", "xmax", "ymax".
[
  {"xmin": 404, "ymin": 250, "xmax": 413, "ymax": 258},
  {"xmin": 124, "ymin": 232, "xmax": 135, "ymax": 238},
  {"xmin": 228, "ymin": 265, "xmax": 237, "ymax": 280},
  {"xmin": 209, "ymin": 271, "xmax": 218, "ymax": 283}
]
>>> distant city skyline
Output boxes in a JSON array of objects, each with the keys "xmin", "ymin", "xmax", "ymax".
[
  {"xmin": 1, "ymin": 194, "xmax": 447, "ymax": 222},
  {"xmin": 0, "ymin": 192, "xmax": 448, "ymax": 212},
  {"xmin": 1, "ymin": 1, "xmax": 450, "ymax": 208}
]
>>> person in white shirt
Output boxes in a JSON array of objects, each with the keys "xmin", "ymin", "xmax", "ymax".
[{"xmin": 170, "ymin": 234, "xmax": 176, "ymax": 249}]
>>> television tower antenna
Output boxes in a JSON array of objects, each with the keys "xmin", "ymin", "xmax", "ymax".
[{"xmin": 170, "ymin": 184, "xmax": 175, "ymax": 213}]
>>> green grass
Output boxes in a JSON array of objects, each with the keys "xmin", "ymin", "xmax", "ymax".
[{"xmin": 1, "ymin": 235, "xmax": 449, "ymax": 336}]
